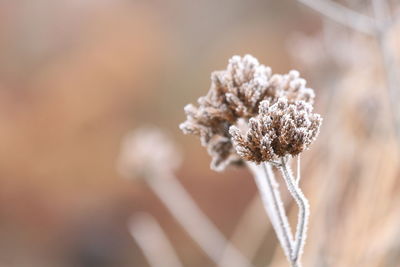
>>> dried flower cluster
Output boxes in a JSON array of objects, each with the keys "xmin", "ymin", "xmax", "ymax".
[
  {"xmin": 230, "ymin": 98, "xmax": 322, "ymax": 163},
  {"xmin": 180, "ymin": 54, "xmax": 320, "ymax": 170},
  {"xmin": 117, "ymin": 127, "xmax": 181, "ymax": 178}
]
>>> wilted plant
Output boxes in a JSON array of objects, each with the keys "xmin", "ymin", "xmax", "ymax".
[{"xmin": 180, "ymin": 55, "xmax": 322, "ymax": 267}]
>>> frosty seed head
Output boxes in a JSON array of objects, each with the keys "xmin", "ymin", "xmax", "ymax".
[
  {"xmin": 180, "ymin": 54, "xmax": 319, "ymax": 170},
  {"xmin": 230, "ymin": 98, "xmax": 322, "ymax": 163}
]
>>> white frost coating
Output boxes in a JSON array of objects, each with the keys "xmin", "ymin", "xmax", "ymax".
[
  {"xmin": 180, "ymin": 54, "xmax": 318, "ymax": 171},
  {"xmin": 230, "ymin": 98, "xmax": 322, "ymax": 163},
  {"xmin": 296, "ymin": 155, "xmax": 301, "ymax": 185},
  {"xmin": 180, "ymin": 54, "xmax": 321, "ymax": 267},
  {"xmin": 247, "ymin": 162, "xmax": 294, "ymax": 261},
  {"xmin": 279, "ymin": 158, "xmax": 310, "ymax": 266}
]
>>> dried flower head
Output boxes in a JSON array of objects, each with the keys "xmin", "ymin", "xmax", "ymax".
[
  {"xmin": 180, "ymin": 54, "xmax": 317, "ymax": 171},
  {"xmin": 230, "ymin": 98, "xmax": 322, "ymax": 163},
  {"xmin": 117, "ymin": 127, "xmax": 181, "ymax": 178}
]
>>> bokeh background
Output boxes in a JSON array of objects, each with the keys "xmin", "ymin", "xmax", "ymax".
[{"xmin": 0, "ymin": 0, "xmax": 399, "ymax": 266}]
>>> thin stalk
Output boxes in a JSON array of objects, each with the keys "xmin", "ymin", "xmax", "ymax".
[
  {"xmin": 296, "ymin": 156, "xmax": 301, "ymax": 185},
  {"xmin": 296, "ymin": 0, "xmax": 377, "ymax": 35},
  {"xmin": 223, "ymin": 194, "xmax": 270, "ymax": 261},
  {"xmin": 298, "ymin": 0, "xmax": 400, "ymax": 149},
  {"xmin": 146, "ymin": 174, "xmax": 253, "ymax": 267},
  {"xmin": 248, "ymin": 162, "xmax": 295, "ymax": 264},
  {"xmin": 128, "ymin": 213, "xmax": 184, "ymax": 267},
  {"xmin": 372, "ymin": 0, "xmax": 400, "ymax": 147},
  {"xmin": 279, "ymin": 157, "xmax": 310, "ymax": 266}
]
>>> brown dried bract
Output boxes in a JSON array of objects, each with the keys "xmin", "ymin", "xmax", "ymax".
[
  {"xmin": 180, "ymin": 54, "xmax": 318, "ymax": 171},
  {"xmin": 230, "ymin": 98, "xmax": 322, "ymax": 163}
]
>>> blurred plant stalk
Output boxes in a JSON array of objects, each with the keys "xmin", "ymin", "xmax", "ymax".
[
  {"xmin": 128, "ymin": 213, "xmax": 184, "ymax": 267},
  {"xmin": 297, "ymin": 0, "xmax": 400, "ymax": 152},
  {"xmin": 146, "ymin": 173, "xmax": 254, "ymax": 267},
  {"xmin": 117, "ymin": 127, "xmax": 254, "ymax": 267}
]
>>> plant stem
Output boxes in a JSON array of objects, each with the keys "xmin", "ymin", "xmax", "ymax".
[
  {"xmin": 372, "ymin": 0, "xmax": 400, "ymax": 147},
  {"xmin": 146, "ymin": 174, "xmax": 253, "ymax": 267},
  {"xmin": 296, "ymin": 156, "xmax": 301, "ymax": 185},
  {"xmin": 248, "ymin": 162, "xmax": 294, "ymax": 263},
  {"xmin": 296, "ymin": 0, "xmax": 377, "ymax": 35},
  {"xmin": 279, "ymin": 157, "xmax": 310, "ymax": 265},
  {"xmin": 225, "ymin": 194, "xmax": 270, "ymax": 261},
  {"xmin": 298, "ymin": 0, "xmax": 400, "ymax": 149},
  {"xmin": 128, "ymin": 213, "xmax": 184, "ymax": 267}
]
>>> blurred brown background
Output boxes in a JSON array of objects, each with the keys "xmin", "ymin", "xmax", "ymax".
[{"xmin": 0, "ymin": 0, "xmax": 399, "ymax": 266}]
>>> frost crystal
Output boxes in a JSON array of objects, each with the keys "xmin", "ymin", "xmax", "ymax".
[
  {"xmin": 230, "ymin": 98, "xmax": 322, "ymax": 163},
  {"xmin": 180, "ymin": 54, "xmax": 318, "ymax": 171}
]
